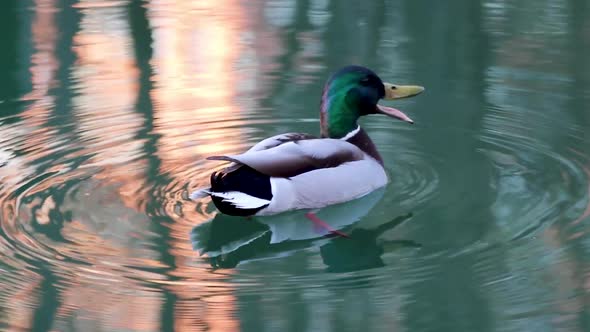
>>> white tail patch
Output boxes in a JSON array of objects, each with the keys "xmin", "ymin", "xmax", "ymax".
[
  {"xmin": 208, "ymin": 191, "xmax": 271, "ymax": 209},
  {"xmin": 189, "ymin": 188, "xmax": 211, "ymax": 200}
]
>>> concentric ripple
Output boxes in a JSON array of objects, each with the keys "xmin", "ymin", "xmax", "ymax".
[{"xmin": 479, "ymin": 105, "xmax": 590, "ymax": 242}]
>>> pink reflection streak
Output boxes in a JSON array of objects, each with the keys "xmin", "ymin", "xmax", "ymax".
[
  {"xmin": 17, "ymin": 0, "xmax": 60, "ymax": 169},
  {"xmin": 70, "ymin": 5, "xmax": 149, "ymax": 213},
  {"xmin": 0, "ymin": 0, "xmax": 60, "ymax": 330},
  {"xmin": 148, "ymin": 1, "xmax": 260, "ymax": 330},
  {"xmin": 150, "ymin": 0, "xmax": 251, "ymax": 163},
  {"xmin": 23, "ymin": 0, "xmax": 58, "ymax": 102}
]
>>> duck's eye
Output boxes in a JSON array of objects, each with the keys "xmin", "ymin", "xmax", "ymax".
[{"xmin": 359, "ymin": 77, "xmax": 370, "ymax": 86}]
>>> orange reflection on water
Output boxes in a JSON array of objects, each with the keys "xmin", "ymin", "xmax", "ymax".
[
  {"xmin": 1, "ymin": 274, "xmax": 39, "ymax": 331},
  {"xmin": 51, "ymin": 179, "xmax": 166, "ymax": 331},
  {"xmin": 56, "ymin": 280, "xmax": 162, "ymax": 332},
  {"xmin": 174, "ymin": 294, "xmax": 240, "ymax": 332},
  {"xmin": 150, "ymin": 0, "xmax": 250, "ymax": 163},
  {"xmin": 3, "ymin": 0, "xmax": 269, "ymax": 330},
  {"xmin": 148, "ymin": 0, "xmax": 250, "ymax": 329},
  {"xmin": 70, "ymin": 3, "xmax": 150, "ymax": 212},
  {"xmin": 0, "ymin": 0, "xmax": 64, "ymax": 268},
  {"xmin": 24, "ymin": 0, "xmax": 58, "ymax": 102},
  {"xmin": 13, "ymin": 0, "xmax": 60, "ymax": 176},
  {"xmin": 13, "ymin": 3, "xmax": 165, "ymax": 330}
]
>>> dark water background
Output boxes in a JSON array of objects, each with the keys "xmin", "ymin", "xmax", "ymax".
[{"xmin": 1, "ymin": 0, "xmax": 590, "ymax": 331}]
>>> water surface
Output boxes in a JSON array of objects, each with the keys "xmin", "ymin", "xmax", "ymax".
[{"xmin": 1, "ymin": 0, "xmax": 590, "ymax": 331}]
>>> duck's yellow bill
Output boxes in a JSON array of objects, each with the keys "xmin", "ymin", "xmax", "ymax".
[
  {"xmin": 376, "ymin": 82, "xmax": 425, "ymax": 124},
  {"xmin": 383, "ymin": 83, "xmax": 425, "ymax": 100}
]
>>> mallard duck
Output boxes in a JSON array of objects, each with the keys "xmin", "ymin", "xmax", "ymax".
[{"xmin": 191, "ymin": 65, "xmax": 424, "ymax": 224}]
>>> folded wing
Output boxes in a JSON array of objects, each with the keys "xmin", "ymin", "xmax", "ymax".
[{"xmin": 207, "ymin": 138, "xmax": 365, "ymax": 178}]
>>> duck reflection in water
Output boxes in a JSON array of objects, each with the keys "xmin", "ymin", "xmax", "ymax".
[{"xmin": 191, "ymin": 189, "xmax": 420, "ymax": 271}]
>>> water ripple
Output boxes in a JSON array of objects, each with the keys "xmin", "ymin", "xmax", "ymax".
[{"xmin": 1, "ymin": 0, "xmax": 590, "ymax": 329}]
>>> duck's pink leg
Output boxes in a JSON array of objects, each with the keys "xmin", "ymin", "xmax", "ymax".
[{"xmin": 305, "ymin": 212, "xmax": 350, "ymax": 238}]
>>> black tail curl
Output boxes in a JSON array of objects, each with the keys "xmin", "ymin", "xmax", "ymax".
[{"xmin": 209, "ymin": 165, "xmax": 272, "ymax": 216}]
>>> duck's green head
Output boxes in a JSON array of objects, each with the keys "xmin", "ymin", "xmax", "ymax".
[{"xmin": 320, "ymin": 65, "xmax": 424, "ymax": 138}]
